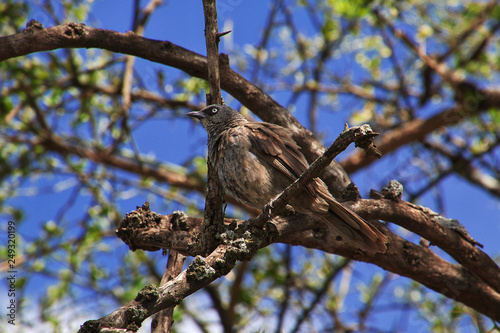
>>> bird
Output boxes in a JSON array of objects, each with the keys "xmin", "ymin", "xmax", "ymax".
[{"xmin": 188, "ymin": 104, "xmax": 388, "ymax": 254}]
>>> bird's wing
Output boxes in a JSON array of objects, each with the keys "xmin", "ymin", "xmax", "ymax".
[
  {"xmin": 244, "ymin": 123, "xmax": 388, "ymax": 253},
  {"xmin": 245, "ymin": 122, "xmax": 308, "ymax": 180},
  {"xmin": 244, "ymin": 122, "xmax": 329, "ymax": 204}
]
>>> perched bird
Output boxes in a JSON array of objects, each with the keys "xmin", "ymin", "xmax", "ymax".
[{"xmin": 188, "ymin": 105, "xmax": 387, "ymax": 254}]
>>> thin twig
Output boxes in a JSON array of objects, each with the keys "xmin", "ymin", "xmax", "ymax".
[
  {"xmin": 201, "ymin": 0, "xmax": 226, "ymax": 241},
  {"xmin": 203, "ymin": 0, "xmax": 222, "ymax": 106}
]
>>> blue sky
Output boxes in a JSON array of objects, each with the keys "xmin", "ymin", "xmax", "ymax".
[
  {"xmin": 90, "ymin": 0, "xmax": 500, "ymax": 249},
  {"xmin": 1, "ymin": 0, "xmax": 499, "ymax": 331}
]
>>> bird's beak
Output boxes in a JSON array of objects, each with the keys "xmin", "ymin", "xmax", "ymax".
[{"xmin": 187, "ymin": 111, "xmax": 206, "ymax": 119}]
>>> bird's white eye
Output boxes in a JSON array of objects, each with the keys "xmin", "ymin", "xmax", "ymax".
[{"xmin": 210, "ymin": 107, "xmax": 218, "ymax": 114}]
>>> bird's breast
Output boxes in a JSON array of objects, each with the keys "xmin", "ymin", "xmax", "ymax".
[{"xmin": 211, "ymin": 131, "xmax": 279, "ymax": 208}]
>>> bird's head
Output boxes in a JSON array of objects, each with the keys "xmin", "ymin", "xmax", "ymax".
[{"xmin": 187, "ymin": 104, "xmax": 245, "ymax": 135}]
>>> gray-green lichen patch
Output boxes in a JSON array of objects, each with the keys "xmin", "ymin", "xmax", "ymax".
[
  {"xmin": 125, "ymin": 306, "xmax": 149, "ymax": 330},
  {"xmin": 223, "ymin": 227, "xmax": 260, "ymax": 262},
  {"xmin": 135, "ymin": 285, "xmax": 160, "ymax": 303},
  {"xmin": 186, "ymin": 255, "xmax": 217, "ymax": 281}
]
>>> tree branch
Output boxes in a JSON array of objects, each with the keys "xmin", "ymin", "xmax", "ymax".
[
  {"xmin": 341, "ymin": 95, "xmax": 500, "ymax": 173},
  {"xmin": 355, "ymin": 198, "xmax": 500, "ymax": 294},
  {"xmin": 5, "ymin": 21, "xmax": 499, "ymax": 189},
  {"xmin": 93, "ymin": 198, "xmax": 500, "ymax": 330},
  {"xmin": 339, "ymin": 9, "xmax": 500, "ymax": 174},
  {"xmin": 0, "ymin": 21, "xmax": 352, "ymax": 197},
  {"xmin": 80, "ymin": 203, "xmax": 265, "ymax": 332},
  {"xmin": 151, "ymin": 250, "xmax": 186, "ymax": 333},
  {"xmin": 200, "ymin": 0, "xmax": 227, "ymax": 257},
  {"xmin": 202, "ymin": 0, "xmax": 223, "ymax": 106}
]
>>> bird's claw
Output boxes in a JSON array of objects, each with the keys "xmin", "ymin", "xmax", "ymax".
[
  {"xmin": 264, "ymin": 197, "xmax": 278, "ymax": 218},
  {"xmin": 264, "ymin": 203, "xmax": 273, "ymax": 218}
]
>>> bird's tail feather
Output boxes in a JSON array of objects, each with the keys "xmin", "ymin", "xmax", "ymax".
[{"xmin": 323, "ymin": 199, "xmax": 388, "ymax": 254}]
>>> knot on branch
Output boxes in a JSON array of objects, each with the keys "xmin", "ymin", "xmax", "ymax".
[
  {"xmin": 171, "ymin": 210, "xmax": 189, "ymax": 231},
  {"xmin": 219, "ymin": 53, "xmax": 230, "ymax": 69},
  {"xmin": 23, "ymin": 19, "xmax": 43, "ymax": 33},
  {"xmin": 369, "ymin": 180, "xmax": 403, "ymax": 202},
  {"xmin": 64, "ymin": 22, "xmax": 88, "ymax": 39},
  {"xmin": 382, "ymin": 180, "xmax": 404, "ymax": 202},
  {"xmin": 341, "ymin": 183, "xmax": 361, "ymax": 202},
  {"xmin": 347, "ymin": 124, "xmax": 382, "ymax": 158},
  {"xmin": 116, "ymin": 202, "xmax": 164, "ymax": 251}
]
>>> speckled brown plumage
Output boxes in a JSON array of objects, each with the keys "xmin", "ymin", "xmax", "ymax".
[{"xmin": 188, "ymin": 105, "xmax": 388, "ymax": 254}]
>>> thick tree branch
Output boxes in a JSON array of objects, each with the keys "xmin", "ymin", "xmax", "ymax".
[
  {"xmin": 0, "ymin": 22, "xmax": 351, "ymax": 197},
  {"xmin": 5, "ymin": 21, "xmax": 500, "ymax": 190},
  {"xmin": 353, "ymin": 199, "xmax": 500, "ymax": 293},
  {"xmin": 80, "ymin": 204, "xmax": 265, "ymax": 332},
  {"xmin": 341, "ymin": 97, "xmax": 500, "ymax": 173},
  {"xmin": 4, "ymin": 21, "xmax": 500, "ymax": 330},
  {"xmin": 101, "ymin": 199, "xmax": 500, "ymax": 330},
  {"xmin": 78, "ymin": 244, "xmax": 248, "ymax": 333}
]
